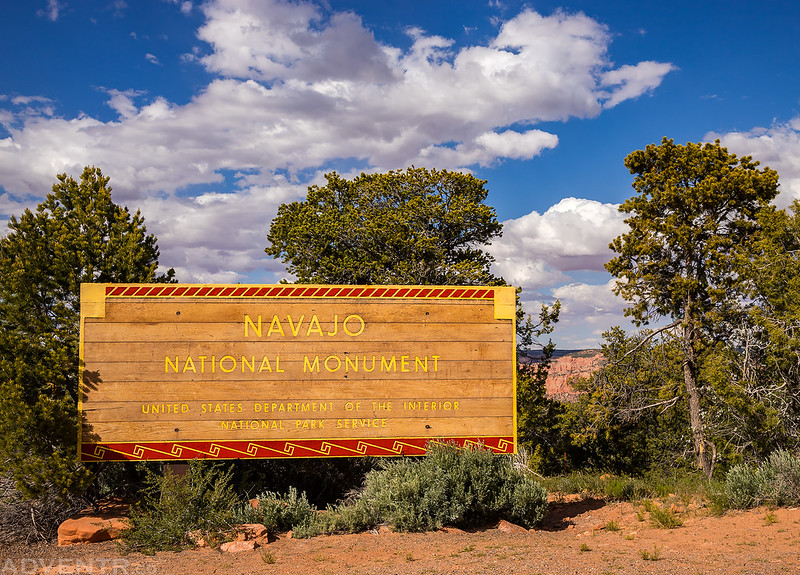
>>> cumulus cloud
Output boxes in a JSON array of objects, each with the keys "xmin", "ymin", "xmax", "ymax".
[
  {"xmin": 489, "ymin": 197, "xmax": 627, "ymax": 288},
  {"xmin": 600, "ymin": 61, "xmax": 677, "ymax": 109},
  {"xmin": 708, "ymin": 117, "xmax": 800, "ymax": 208},
  {"xmin": 549, "ymin": 279, "xmax": 629, "ymax": 348},
  {"xmin": 0, "ymin": 0, "xmax": 672, "ymax": 292}
]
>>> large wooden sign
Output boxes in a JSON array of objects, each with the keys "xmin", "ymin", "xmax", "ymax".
[{"xmin": 79, "ymin": 284, "xmax": 516, "ymax": 461}]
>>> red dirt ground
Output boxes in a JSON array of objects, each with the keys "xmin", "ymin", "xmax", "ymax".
[{"xmin": 2, "ymin": 496, "xmax": 799, "ymax": 574}]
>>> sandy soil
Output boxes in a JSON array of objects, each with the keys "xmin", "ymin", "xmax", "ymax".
[{"xmin": 2, "ymin": 497, "xmax": 799, "ymax": 574}]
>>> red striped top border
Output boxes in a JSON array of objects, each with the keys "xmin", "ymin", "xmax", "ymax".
[{"xmin": 103, "ymin": 285, "xmax": 495, "ymax": 300}]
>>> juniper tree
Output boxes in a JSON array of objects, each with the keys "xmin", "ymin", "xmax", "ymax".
[
  {"xmin": 0, "ymin": 166, "xmax": 173, "ymax": 501},
  {"xmin": 606, "ymin": 138, "xmax": 779, "ymax": 477}
]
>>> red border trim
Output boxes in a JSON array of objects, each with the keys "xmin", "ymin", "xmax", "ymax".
[
  {"xmin": 104, "ymin": 285, "xmax": 495, "ymax": 300},
  {"xmin": 80, "ymin": 437, "xmax": 514, "ymax": 461}
]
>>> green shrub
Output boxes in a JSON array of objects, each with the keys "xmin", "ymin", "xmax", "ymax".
[
  {"xmin": 122, "ymin": 461, "xmax": 238, "ymax": 553},
  {"xmin": 725, "ymin": 463, "xmax": 768, "ymax": 508},
  {"xmin": 648, "ymin": 506, "xmax": 682, "ymax": 529},
  {"xmin": 725, "ymin": 449, "xmax": 800, "ymax": 508},
  {"xmin": 235, "ymin": 486, "xmax": 318, "ymax": 533},
  {"xmin": 768, "ymin": 449, "xmax": 800, "ymax": 506},
  {"xmin": 351, "ymin": 442, "xmax": 548, "ymax": 531}
]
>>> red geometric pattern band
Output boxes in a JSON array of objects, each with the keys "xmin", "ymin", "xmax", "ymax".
[
  {"xmin": 81, "ymin": 437, "xmax": 514, "ymax": 461},
  {"xmin": 104, "ymin": 285, "xmax": 495, "ymax": 300}
]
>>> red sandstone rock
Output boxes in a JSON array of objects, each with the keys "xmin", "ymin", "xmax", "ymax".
[
  {"xmin": 57, "ymin": 515, "xmax": 130, "ymax": 546},
  {"xmin": 543, "ymin": 352, "xmax": 604, "ymax": 400},
  {"xmin": 220, "ymin": 540, "xmax": 258, "ymax": 552},
  {"xmin": 236, "ymin": 523, "xmax": 268, "ymax": 539},
  {"xmin": 496, "ymin": 519, "xmax": 528, "ymax": 533}
]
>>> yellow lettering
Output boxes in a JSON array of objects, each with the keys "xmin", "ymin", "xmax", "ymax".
[
  {"xmin": 306, "ymin": 315, "xmax": 323, "ymax": 336},
  {"xmin": 165, "ymin": 356, "xmax": 179, "ymax": 373},
  {"xmin": 324, "ymin": 355, "xmax": 341, "ymax": 372},
  {"xmin": 345, "ymin": 355, "xmax": 358, "ymax": 372},
  {"xmin": 276, "ymin": 355, "xmax": 284, "ymax": 372},
  {"xmin": 219, "ymin": 355, "xmax": 236, "ymax": 373},
  {"xmin": 303, "ymin": 355, "xmax": 320, "ymax": 372},
  {"xmin": 415, "ymin": 356, "xmax": 428, "ymax": 372},
  {"xmin": 381, "ymin": 356, "xmax": 396, "ymax": 372},
  {"xmin": 287, "ymin": 314, "xmax": 305, "ymax": 336},
  {"xmin": 259, "ymin": 355, "xmax": 272, "ymax": 372},
  {"xmin": 244, "ymin": 314, "xmax": 261, "ymax": 337},
  {"xmin": 267, "ymin": 315, "xmax": 285, "ymax": 337},
  {"xmin": 400, "ymin": 355, "xmax": 410, "ymax": 372},
  {"xmin": 183, "ymin": 356, "xmax": 196, "ymax": 373},
  {"xmin": 343, "ymin": 314, "xmax": 365, "ymax": 336},
  {"xmin": 327, "ymin": 314, "xmax": 338, "ymax": 336},
  {"xmin": 242, "ymin": 356, "xmax": 255, "ymax": 373}
]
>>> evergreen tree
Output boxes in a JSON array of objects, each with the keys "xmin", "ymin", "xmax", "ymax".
[
  {"xmin": 0, "ymin": 166, "xmax": 173, "ymax": 501},
  {"xmin": 606, "ymin": 138, "xmax": 779, "ymax": 476},
  {"xmin": 266, "ymin": 167, "xmax": 503, "ymax": 285}
]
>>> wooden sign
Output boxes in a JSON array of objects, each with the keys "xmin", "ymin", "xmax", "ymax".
[{"xmin": 79, "ymin": 284, "xmax": 517, "ymax": 461}]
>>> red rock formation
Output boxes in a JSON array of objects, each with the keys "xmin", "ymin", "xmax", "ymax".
[
  {"xmin": 544, "ymin": 352, "xmax": 604, "ymax": 400},
  {"xmin": 57, "ymin": 499, "xmax": 130, "ymax": 546}
]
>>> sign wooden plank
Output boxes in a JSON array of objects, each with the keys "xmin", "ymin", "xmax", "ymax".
[{"xmin": 79, "ymin": 283, "xmax": 517, "ymax": 461}]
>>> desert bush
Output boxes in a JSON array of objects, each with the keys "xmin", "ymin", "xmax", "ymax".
[
  {"xmin": 543, "ymin": 469, "xmax": 715, "ymax": 504},
  {"xmin": 725, "ymin": 463, "xmax": 770, "ymax": 508},
  {"xmin": 349, "ymin": 442, "xmax": 548, "ymax": 531},
  {"xmin": 235, "ymin": 486, "xmax": 317, "ymax": 533},
  {"xmin": 726, "ymin": 449, "xmax": 800, "ymax": 508},
  {"xmin": 768, "ymin": 449, "xmax": 800, "ymax": 506},
  {"xmin": 122, "ymin": 460, "xmax": 238, "ymax": 553}
]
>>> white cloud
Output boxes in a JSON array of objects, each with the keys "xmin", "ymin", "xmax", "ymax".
[
  {"xmin": 548, "ymin": 279, "xmax": 630, "ymax": 348},
  {"xmin": 490, "ymin": 197, "xmax": 627, "ymax": 288},
  {"xmin": 600, "ymin": 61, "xmax": 677, "ymax": 109},
  {"xmin": 553, "ymin": 279, "xmax": 625, "ymax": 323},
  {"xmin": 0, "ymin": 0, "xmax": 672, "ymax": 299},
  {"xmin": 37, "ymin": 0, "xmax": 63, "ymax": 22},
  {"xmin": 708, "ymin": 117, "xmax": 800, "ymax": 208}
]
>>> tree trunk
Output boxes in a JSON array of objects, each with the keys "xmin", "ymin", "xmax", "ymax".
[{"xmin": 682, "ymin": 319, "xmax": 713, "ymax": 478}]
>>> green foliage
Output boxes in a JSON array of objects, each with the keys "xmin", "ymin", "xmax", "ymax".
[
  {"xmin": 639, "ymin": 544, "xmax": 663, "ymax": 561},
  {"xmin": 646, "ymin": 505, "xmax": 683, "ymax": 529},
  {"xmin": 608, "ymin": 138, "xmax": 778, "ymax": 327},
  {"xmin": 733, "ymin": 201, "xmax": 800, "ymax": 447},
  {"xmin": 122, "ymin": 461, "xmax": 238, "ymax": 553},
  {"xmin": 351, "ymin": 442, "xmax": 548, "ymax": 531},
  {"xmin": 725, "ymin": 449, "xmax": 800, "ymax": 509},
  {"xmin": 0, "ymin": 166, "xmax": 173, "ymax": 503},
  {"xmin": 515, "ymin": 298, "xmax": 565, "ymax": 474},
  {"xmin": 266, "ymin": 167, "xmax": 503, "ymax": 285},
  {"xmin": 607, "ymin": 138, "xmax": 779, "ymax": 477},
  {"xmin": 542, "ymin": 470, "xmax": 714, "ymax": 503},
  {"xmin": 232, "ymin": 444, "xmax": 548, "ymax": 540},
  {"xmin": 562, "ymin": 328, "xmax": 692, "ymax": 475},
  {"xmin": 235, "ymin": 486, "xmax": 317, "ymax": 533}
]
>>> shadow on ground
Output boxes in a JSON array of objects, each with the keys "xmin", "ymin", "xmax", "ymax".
[{"xmin": 539, "ymin": 497, "xmax": 606, "ymax": 531}]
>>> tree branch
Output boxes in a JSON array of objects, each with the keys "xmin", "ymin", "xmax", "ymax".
[{"xmin": 612, "ymin": 319, "xmax": 681, "ymax": 365}]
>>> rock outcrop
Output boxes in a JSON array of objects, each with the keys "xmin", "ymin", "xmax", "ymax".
[
  {"xmin": 543, "ymin": 351, "xmax": 604, "ymax": 400},
  {"xmin": 57, "ymin": 499, "xmax": 130, "ymax": 546}
]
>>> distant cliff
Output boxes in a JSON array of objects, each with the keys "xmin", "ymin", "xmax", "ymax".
[{"xmin": 521, "ymin": 349, "xmax": 604, "ymax": 401}]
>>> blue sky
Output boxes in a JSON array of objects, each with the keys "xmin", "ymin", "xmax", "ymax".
[{"xmin": 1, "ymin": 0, "xmax": 800, "ymax": 348}]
